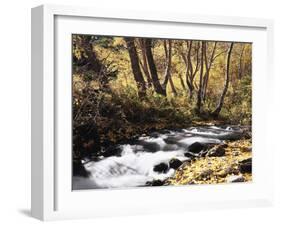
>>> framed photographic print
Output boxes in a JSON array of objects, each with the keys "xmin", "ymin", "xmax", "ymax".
[{"xmin": 31, "ymin": 4, "xmax": 274, "ymax": 221}]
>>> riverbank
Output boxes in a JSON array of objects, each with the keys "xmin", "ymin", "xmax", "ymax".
[{"xmin": 165, "ymin": 139, "xmax": 252, "ymax": 186}]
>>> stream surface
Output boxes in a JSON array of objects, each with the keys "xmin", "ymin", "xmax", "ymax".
[{"xmin": 72, "ymin": 125, "xmax": 245, "ymax": 190}]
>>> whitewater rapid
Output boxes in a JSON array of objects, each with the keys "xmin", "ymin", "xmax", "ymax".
[{"xmin": 72, "ymin": 126, "xmax": 243, "ymax": 190}]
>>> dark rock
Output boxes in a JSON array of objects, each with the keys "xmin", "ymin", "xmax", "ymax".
[
  {"xmin": 169, "ymin": 158, "xmax": 183, "ymax": 169},
  {"xmin": 153, "ymin": 162, "xmax": 169, "ymax": 173},
  {"xmin": 150, "ymin": 132, "xmax": 160, "ymax": 138},
  {"xmin": 137, "ymin": 141, "xmax": 161, "ymax": 152},
  {"xmin": 206, "ymin": 144, "xmax": 226, "ymax": 157},
  {"xmin": 147, "ymin": 180, "xmax": 164, "ymax": 186},
  {"xmin": 188, "ymin": 142, "xmax": 205, "ymax": 153},
  {"xmin": 245, "ymin": 146, "xmax": 252, "ymax": 152},
  {"xmin": 102, "ymin": 145, "xmax": 122, "ymax": 157},
  {"xmin": 164, "ymin": 136, "xmax": 182, "ymax": 145},
  {"xmin": 239, "ymin": 158, "xmax": 252, "ymax": 173},
  {"xmin": 178, "ymin": 160, "xmax": 192, "ymax": 170},
  {"xmin": 161, "ymin": 129, "xmax": 172, "ymax": 134},
  {"xmin": 184, "ymin": 151, "xmax": 198, "ymax": 158},
  {"xmin": 73, "ymin": 160, "xmax": 89, "ymax": 177}
]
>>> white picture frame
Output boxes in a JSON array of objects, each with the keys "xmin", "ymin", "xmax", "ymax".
[{"xmin": 31, "ymin": 4, "xmax": 274, "ymax": 221}]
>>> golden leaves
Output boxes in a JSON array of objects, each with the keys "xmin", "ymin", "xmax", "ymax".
[{"xmin": 166, "ymin": 139, "xmax": 252, "ymax": 185}]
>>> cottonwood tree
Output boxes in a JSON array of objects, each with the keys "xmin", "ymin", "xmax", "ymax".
[
  {"xmin": 238, "ymin": 45, "xmax": 245, "ymax": 79},
  {"xmin": 144, "ymin": 38, "xmax": 167, "ymax": 96},
  {"xmin": 196, "ymin": 41, "xmax": 205, "ymax": 114},
  {"xmin": 181, "ymin": 41, "xmax": 200, "ymax": 99},
  {"xmin": 201, "ymin": 41, "xmax": 217, "ymax": 101},
  {"xmin": 124, "ymin": 37, "xmax": 147, "ymax": 98},
  {"xmin": 163, "ymin": 40, "xmax": 177, "ymax": 96},
  {"xmin": 137, "ymin": 38, "xmax": 153, "ymax": 87},
  {"xmin": 212, "ymin": 42, "xmax": 234, "ymax": 117}
]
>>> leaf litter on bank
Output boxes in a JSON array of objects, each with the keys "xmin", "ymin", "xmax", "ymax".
[{"xmin": 165, "ymin": 139, "xmax": 252, "ymax": 185}]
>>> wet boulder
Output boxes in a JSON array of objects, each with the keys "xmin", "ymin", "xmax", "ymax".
[
  {"xmin": 206, "ymin": 144, "xmax": 226, "ymax": 157},
  {"xmin": 239, "ymin": 158, "xmax": 252, "ymax": 173},
  {"xmin": 73, "ymin": 160, "xmax": 89, "ymax": 177},
  {"xmin": 150, "ymin": 132, "xmax": 160, "ymax": 138},
  {"xmin": 169, "ymin": 158, "xmax": 183, "ymax": 169},
  {"xmin": 164, "ymin": 136, "xmax": 182, "ymax": 145},
  {"xmin": 102, "ymin": 145, "xmax": 122, "ymax": 157},
  {"xmin": 188, "ymin": 142, "xmax": 205, "ymax": 153},
  {"xmin": 184, "ymin": 151, "xmax": 198, "ymax": 158},
  {"xmin": 146, "ymin": 179, "xmax": 164, "ymax": 186},
  {"xmin": 137, "ymin": 141, "xmax": 161, "ymax": 152},
  {"xmin": 153, "ymin": 162, "xmax": 169, "ymax": 173}
]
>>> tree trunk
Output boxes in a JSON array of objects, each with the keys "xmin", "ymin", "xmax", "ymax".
[
  {"xmin": 162, "ymin": 40, "xmax": 172, "ymax": 88},
  {"xmin": 238, "ymin": 45, "xmax": 245, "ymax": 79},
  {"xmin": 161, "ymin": 40, "xmax": 177, "ymax": 96},
  {"xmin": 144, "ymin": 38, "xmax": 166, "ymax": 96},
  {"xmin": 212, "ymin": 42, "xmax": 234, "ymax": 117},
  {"xmin": 202, "ymin": 42, "xmax": 217, "ymax": 101},
  {"xmin": 196, "ymin": 41, "xmax": 205, "ymax": 114},
  {"xmin": 124, "ymin": 37, "xmax": 146, "ymax": 98},
  {"xmin": 139, "ymin": 38, "xmax": 153, "ymax": 87},
  {"xmin": 178, "ymin": 73, "xmax": 186, "ymax": 90},
  {"xmin": 181, "ymin": 41, "xmax": 200, "ymax": 99}
]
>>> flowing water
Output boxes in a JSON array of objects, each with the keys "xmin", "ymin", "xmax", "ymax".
[{"xmin": 72, "ymin": 125, "xmax": 245, "ymax": 190}]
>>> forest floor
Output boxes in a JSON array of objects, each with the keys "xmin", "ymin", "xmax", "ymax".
[{"xmin": 165, "ymin": 138, "xmax": 252, "ymax": 185}]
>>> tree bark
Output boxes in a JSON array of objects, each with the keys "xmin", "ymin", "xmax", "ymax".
[
  {"xmin": 178, "ymin": 73, "xmax": 186, "ymax": 90},
  {"xmin": 144, "ymin": 38, "xmax": 166, "ymax": 96},
  {"xmin": 181, "ymin": 41, "xmax": 200, "ymax": 99},
  {"xmin": 162, "ymin": 40, "xmax": 172, "ymax": 88},
  {"xmin": 238, "ymin": 45, "xmax": 245, "ymax": 79},
  {"xmin": 139, "ymin": 38, "xmax": 153, "ymax": 87},
  {"xmin": 202, "ymin": 42, "xmax": 217, "ymax": 101},
  {"xmin": 124, "ymin": 37, "xmax": 146, "ymax": 98},
  {"xmin": 162, "ymin": 40, "xmax": 177, "ymax": 95},
  {"xmin": 196, "ymin": 41, "xmax": 205, "ymax": 114},
  {"xmin": 212, "ymin": 42, "xmax": 234, "ymax": 117}
]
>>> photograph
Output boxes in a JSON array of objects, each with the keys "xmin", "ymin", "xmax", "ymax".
[{"xmin": 72, "ymin": 34, "xmax": 252, "ymax": 190}]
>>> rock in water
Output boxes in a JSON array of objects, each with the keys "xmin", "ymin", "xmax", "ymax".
[
  {"xmin": 206, "ymin": 144, "xmax": 226, "ymax": 157},
  {"xmin": 184, "ymin": 151, "xmax": 198, "ymax": 158},
  {"xmin": 153, "ymin": 162, "xmax": 169, "ymax": 173},
  {"xmin": 102, "ymin": 145, "xmax": 122, "ymax": 157},
  {"xmin": 138, "ymin": 141, "xmax": 161, "ymax": 152},
  {"xmin": 226, "ymin": 175, "xmax": 245, "ymax": 183},
  {"xmin": 169, "ymin": 158, "xmax": 182, "ymax": 169},
  {"xmin": 147, "ymin": 180, "xmax": 164, "ymax": 186},
  {"xmin": 150, "ymin": 132, "xmax": 160, "ymax": 138},
  {"xmin": 188, "ymin": 142, "xmax": 205, "ymax": 153},
  {"xmin": 73, "ymin": 160, "xmax": 89, "ymax": 177},
  {"xmin": 239, "ymin": 158, "xmax": 252, "ymax": 173}
]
